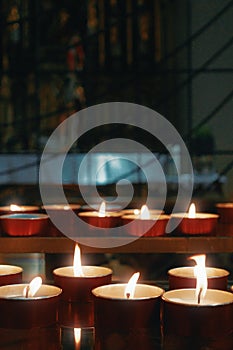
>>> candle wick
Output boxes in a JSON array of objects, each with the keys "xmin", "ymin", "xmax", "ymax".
[
  {"xmin": 197, "ymin": 288, "xmax": 203, "ymax": 304},
  {"xmin": 25, "ymin": 285, "xmax": 30, "ymax": 298},
  {"xmin": 126, "ymin": 292, "xmax": 130, "ymax": 299}
]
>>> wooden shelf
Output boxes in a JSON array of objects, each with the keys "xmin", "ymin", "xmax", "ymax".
[{"xmin": 0, "ymin": 235, "xmax": 233, "ymax": 254}]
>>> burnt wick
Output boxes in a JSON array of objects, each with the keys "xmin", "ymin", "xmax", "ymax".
[{"xmin": 197, "ymin": 288, "xmax": 203, "ymax": 304}]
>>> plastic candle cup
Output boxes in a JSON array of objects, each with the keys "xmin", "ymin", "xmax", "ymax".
[
  {"xmin": 78, "ymin": 201, "xmax": 121, "ymax": 232},
  {"xmin": 0, "ymin": 277, "xmax": 62, "ymax": 329},
  {"xmin": 92, "ymin": 273, "xmax": 164, "ymax": 350},
  {"xmin": 121, "ymin": 205, "xmax": 169, "ymax": 237},
  {"xmin": 170, "ymin": 203, "xmax": 219, "ymax": 235},
  {"xmin": 53, "ymin": 244, "xmax": 112, "ymax": 327}
]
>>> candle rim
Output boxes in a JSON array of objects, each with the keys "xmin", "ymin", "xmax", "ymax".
[
  {"xmin": 168, "ymin": 266, "xmax": 230, "ymax": 278},
  {"xmin": 53, "ymin": 265, "xmax": 113, "ymax": 278},
  {"xmin": 162, "ymin": 288, "xmax": 233, "ymax": 306},
  {"xmin": 92, "ymin": 283, "xmax": 164, "ymax": 300},
  {"xmin": 41, "ymin": 204, "xmax": 80, "ymax": 210},
  {"xmin": 0, "ymin": 283, "xmax": 62, "ymax": 300},
  {"xmin": 0, "ymin": 205, "xmax": 39, "ymax": 211},
  {"xmin": 121, "ymin": 214, "xmax": 170, "ymax": 221},
  {"xmin": 171, "ymin": 213, "xmax": 219, "ymax": 219},
  {"xmin": 0, "ymin": 213, "xmax": 49, "ymax": 220},
  {"xmin": 0, "ymin": 264, "xmax": 23, "ymax": 276},
  {"xmin": 216, "ymin": 202, "xmax": 233, "ymax": 209},
  {"xmin": 78, "ymin": 211, "xmax": 121, "ymax": 217}
]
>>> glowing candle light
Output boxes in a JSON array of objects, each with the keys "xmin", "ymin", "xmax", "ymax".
[
  {"xmin": 23, "ymin": 276, "xmax": 42, "ymax": 298},
  {"xmin": 124, "ymin": 272, "xmax": 140, "ymax": 299}
]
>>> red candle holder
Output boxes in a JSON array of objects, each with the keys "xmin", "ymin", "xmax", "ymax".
[
  {"xmin": 170, "ymin": 213, "xmax": 219, "ymax": 235},
  {"xmin": 0, "ymin": 265, "xmax": 23, "ymax": 287},
  {"xmin": 53, "ymin": 266, "xmax": 112, "ymax": 328},
  {"xmin": 78, "ymin": 211, "xmax": 121, "ymax": 230},
  {"xmin": 161, "ymin": 289, "xmax": 233, "ymax": 350},
  {"xmin": 53, "ymin": 266, "xmax": 112, "ymax": 302},
  {"xmin": 0, "ymin": 284, "xmax": 62, "ymax": 329},
  {"xmin": 0, "ymin": 213, "xmax": 49, "ymax": 236},
  {"xmin": 41, "ymin": 204, "xmax": 80, "ymax": 237},
  {"xmin": 168, "ymin": 266, "xmax": 229, "ymax": 291},
  {"xmin": 121, "ymin": 214, "xmax": 170, "ymax": 237},
  {"xmin": 215, "ymin": 203, "xmax": 233, "ymax": 224},
  {"xmin": 92, "ymin": 283, "xmax": 164, "ymax": 350}
]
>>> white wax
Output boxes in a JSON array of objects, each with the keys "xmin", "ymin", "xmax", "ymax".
[
  {"xmin": 0, "ymin": 284, "xmax": 62, "ymax": 300},
  {"xmin": 168, "ymin": 267, "xmax": 229, "ymax": 279},
  {"xmin": 163, "ymin": 289, "xmax": 233, "ymax": 306},
  {"xmin": 0, "ymin": 265, "xmax": 22, "ymax": 276},
  {"xmin": 53, "ymin": 266, "xmax": 112, "ymax": 278},
  {"xmin": 92, "ymin": 283, "xmax": 164, "ymax": 300}
]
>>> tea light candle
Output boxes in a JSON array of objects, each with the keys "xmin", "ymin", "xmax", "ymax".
[
  {"xmin": 215, "ymin": 202, "xmax": 233, "ymax": 224},
  {"xmin": 92, "ymin": 273, "xmax": 164, "ymax": 350},
  {"xmin": 121, "ymin": 205, "xmax": 169, "ymax": 237},
  {"xmin": 53, "ymin": 244, "xmax": 112, "ymax": 327},
  {"xmin": 41, "ymin": 204, "xmax": 80, "ymax": 237},
  {"xmin": 0, "ymin": 204, "xmax": 39, "ymax": 214},
  {"xmin": 0, "ymin": 265, "xmax": 23, "ymax": 286},
  {"xmin": 171, "ymin": 203, "xmax": 219, "ymax": 235},
  {"xmin": 0, "ymin": 278, "xmax": 62, "ymax": 329},
  {"xmin": 161, "ymin": 289, "xmax": 233, "ymax": 350},
  {"xmin": 168, "ymin": 266, "xmax": 229, "ymax": 291},
  {"xmin": 78, "ymin": 201, "xmax": 121, "ymax": 229}
]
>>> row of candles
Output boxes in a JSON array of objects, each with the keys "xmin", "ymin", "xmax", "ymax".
[
  {"xmin": 0, "ymin": 244, "xmax": 232, "ymax": 349},
  {"xmin": 0, "ymin": 201, "xmax": 232, "ymax": 237}
]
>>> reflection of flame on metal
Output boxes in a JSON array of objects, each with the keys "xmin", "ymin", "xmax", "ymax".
[
  {"xmin": 73, "ymin": 244, "xmax": 84, "ymax": 277},
  {"xmin": 124, "ymin": 272, "xmax": 140, "ymax": 299},
  {"xmin": 190, "ymin": 254, "xmax": 208, "ymax": 304},
  {"xmin": 74, "ymin": 328, "xmax": 81, "ymax": 350},
  {"xmin": 98, "ymin": 201, "xmax": 106, "ymax": 217},
  {"xmin": 188, "ymin": 203, "xmax": 196, "ymax": 218},
  {"xmin": 10, "ymin": 204, "xmax": 21, "ymax": 211},
  {"xmin": 23, "ymin": 276, "xmax": 42, "ymax": 298},
  {"xmin": 140, "ymin": 205, "xmax": 150, "ymax": 220}
]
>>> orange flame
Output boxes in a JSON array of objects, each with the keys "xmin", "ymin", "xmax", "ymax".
[
  {"xmin": 23, "ymin": 276, "xmax": 42, "ymax": 298},
  {"xmin": 190, "ymin": 254, "xmax": 208, "ymax": 303},
  {"xmin": 73, "ymin": 244, "xmax": 84, "ymax": 277},
  {"xmin": 188, "ymin": 203, "xmax": 196, "ymax": 218},
  {"xmin": 124, "ymin": 272, "xmax": 140, "ymax": 299},
  {"xmin": 98, "ymin": 201, "xmax": 106, "ymax": 217},
  {"xmin": 140, "ymin": 205, "xmax": 150, "ymax": 220},
  {"xmin": 10, "ymin": 204, "xmax": 21, "ymax": 211}
]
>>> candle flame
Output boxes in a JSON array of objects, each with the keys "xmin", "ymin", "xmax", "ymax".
[
  {"xmin": 140, "ymin": 205, "xmax": 150, "ymax": 220},
  {"xmin": 23, "ymin": 276, "xmax": 42, "ymax": 298},
  {"xmin": 98, "ymin": 201, "xmax": 106, "ymax": 217},
  {"xmin": 74, "ymin": 328, "xmax": 81, "ymax": 349},
  {"xmin": 124, "ymin": 272, "xmax": 140, "ymax": 299},
  {"xmin": 189, "ymin": 254, "xmax": 208, "ymax": 303},
  {"xmin": 188, "ymin": 203, "xmax": 196, "ymax": 218},
  {"xmin": 10, "ymin": 204, "xmax": 21, "ymax": 211},
  {"xmin": 73, "ymin": 244, "xmax": 84, "ymax": 277}
]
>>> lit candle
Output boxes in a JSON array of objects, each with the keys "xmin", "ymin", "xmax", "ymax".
[
  {"xmin": 92, "ymin": 272, "xmax": 164, "ymax": 350},
  {"xmin": 78, "ymin": 201, "xmax": 121, "ymax": 230},
  {"xmin": 121, "ymin": 204, "xmax": 169, "ymax": 237},
  {"xmin": 0, "ymin": 277, "xmax": 62, "ymax": 328},
  {"xmin": 53, "ymin": 244, "xmax": 112, "ymax": 327},
  {"xmin": 162, "ymin": 258, "xmax": 233, "ymax": 350},
  {"xmin": 0, "ymin": 264, "xmax": 23, "ymax": 286},
  {"xmin": 168, "ymin": 254, "xmax": 229, "ymax": 290},
  {"xmin": 0, "ymin": 204, "xmax": 39, "ymax": 214},
  {"xmin": 170, "ymin": 203, "xmax": 219, "ymax": 235}
]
